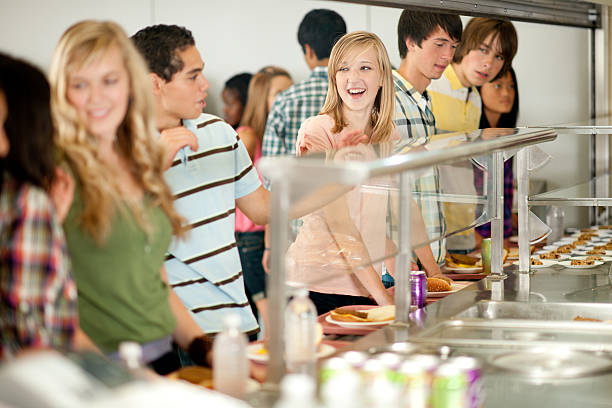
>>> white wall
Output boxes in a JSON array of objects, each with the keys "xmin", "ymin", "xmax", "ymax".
[{"xmin": 0, "ymin": 0, "xmax": 593, "ymax": 225}]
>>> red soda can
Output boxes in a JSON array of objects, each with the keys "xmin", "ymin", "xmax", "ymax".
[{"xmin": 410, "ymin": 271, "xmax": 427, "ymax": 309}]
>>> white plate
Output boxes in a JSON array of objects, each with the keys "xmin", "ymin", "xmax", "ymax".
[
  {"xmin": 428, "ymin": 282, "xmax": 471, "ymax": 298},
  {"xmin": 557, "ymin": 260, "xmax": 604, "ymax": 269},
  {"xmin": 324, "ymin": 314, "xmax": 392, "ymax": 328},
  {"xmin": 543, "ymin": 245, "xmax": 558, "ymax": 251},
  {"xmin": 570, "ymin": 255, "xmax": 612, "ymax": 262},
  {"xmin": 513, "ymin": 259, "xmax": 557, "ymax": 269},
  {"xmin": 572, "ymin": 250, "xmax": 612, "ymax": 256},
  {"xmin": 536, "ymin": 253, "xmax": 570, "ymax": 261},
  {"xmin": 246, "ymin": 342, "xmax": 336, "ymax": 363}
]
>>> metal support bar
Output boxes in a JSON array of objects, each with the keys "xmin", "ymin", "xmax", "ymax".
[
  {"xmin": 327, "ymin": 0, "xmax": 601, "ymax": 28},
  {"xmin": 517, "ymin": 148, "xmax": 530, "ymax": 273},
  {"xmin": 395, "ymin": 172, "xmax": 413, "ymax": 324},
  {"xmin": 490, "ymin": 152, "xmax": 505, "ymax": 276},
  {"xmin": 266, "ymin": 178, "xmax": 290, "ymax": 386}
]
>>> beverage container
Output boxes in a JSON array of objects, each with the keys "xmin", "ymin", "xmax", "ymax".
[
  {"xmin": 546, "ymin": 206, "xmax": 565, "ymax": 244},
  {"xmin": 285, "ymin": 288, "xmax": 317, "ymax": 377},
  {"xmin": 338, "ymin": 350, "xmax": 369, "ymax": 370},
  {"xmin": 213, "ymin": 313, "xmax": 248, "ymax": 399},
  {"xmin": 275, "ymin": 374, "xmax": 320, "ymax": 408},
  {"xmin": 450, "ymin": 356, "xmax": 483, "ymax": 408},
  {"xmin": 410, "ymin": 271, "xmax": 427, "ymax": 309},
  {"xmin": 398, "ymin": 358, "xmax": 428, "ymax": 408},
  {"xmin": 431, "ymin": 362, "xmax": 468, "ymax": 408},
  {"xmin": 481, "ymin": 238, "xmax": 491, "ymax": 274},
  {"xmin": 320, "ymin": 361, "xmax": 362, "ymax": 408},
  {"xmin": 319, "ymin": 357, "xmax": 352, "ymax": 386}
]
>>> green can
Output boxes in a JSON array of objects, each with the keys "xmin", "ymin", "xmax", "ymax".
[{"xmin": 431, "ymin": 362, "xmax": 468, "ymax": 408}]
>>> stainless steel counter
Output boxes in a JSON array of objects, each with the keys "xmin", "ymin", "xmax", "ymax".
[{"xmin": 345, "ymin": 264, "xmax": 612, "ymax": 408}]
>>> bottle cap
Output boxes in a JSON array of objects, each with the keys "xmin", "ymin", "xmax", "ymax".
[
  {"xmin": 222, "ymin": 313, "xmax": 242, "ymax": 329},
  {"xmin": 280, "ymin": 373, "xmax": 315, "ymax": 398}
]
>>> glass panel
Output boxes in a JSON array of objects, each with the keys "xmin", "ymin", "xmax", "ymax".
[
  {"xmin": 531, "ymin": 174, "xmax": 612, "ymax": 203},
  {"xmin": 285, "ymin": 141, "xmax": 400, "ymax": 293}
]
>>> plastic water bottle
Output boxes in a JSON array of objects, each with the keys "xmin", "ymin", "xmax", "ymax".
[
  {"xmin": 118, "ymin": 341, "xmax": 144, "ymax": 372},
  {"xmin": 274, "ymin": 374, "xmax": 320, "ymax": 408},
  {"xmin": 285, "ymin": 288, "xmax": 317, "ymax": 377},
  {"xmin": 546, "ymin": 206, "xmax": 565, "ymax": 244},
  {"xmin": 213, "ymin": 314, "xmax": 248, "ymax": 399}
]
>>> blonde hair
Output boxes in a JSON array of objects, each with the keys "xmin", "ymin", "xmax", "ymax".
[
  {"xmin": 320, "ymin": 31, "xmax": 395, "ymax": 143},
  {"xmin": 49, "ymin": 20, "xmax": 184, "ymax": 243},
  {"xmin": 239, "ymin": 66, "xmax": 291, "ymax": 140}
]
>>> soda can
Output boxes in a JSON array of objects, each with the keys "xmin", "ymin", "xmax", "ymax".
[
  {"xmin": 398, "ymin": 357, "xmax": 428, "ymax": 408},
  {"xmin": 338, "ymin": 350, "xmax": 369, "ymax": 370},
  {"xmin": 431, "ymin": 362, "xmax": 468, "ymax": 408},
  {"xmin": 450, "ymin": 356, "xmax": 483, "ymax": 408},
  {"xmin": 319, "ymin": 356, "xmax": 352, "ymax": 386},
  {"xmin": 373, "ymin": 352, "xmax": 403, "ymax": 383},
  {"xmin": 410, "ymin": 271, "xmax": 427, "ymax": 308}
]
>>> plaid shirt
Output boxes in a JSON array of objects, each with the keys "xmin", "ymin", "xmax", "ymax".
[
  {"xmin": 262, "ymin": 66, "xmax": 329, "ymax": 158},
  {"xmin": 0, "ymin": 174, "xmax": 77, "ymax": 359},
  {"xmin": 392, "ymin": 70, "xmax": 446, "ymax": 264},
  {"xmin": 473, "ymin": 158, "xmax": 514, "ymax": 238}
]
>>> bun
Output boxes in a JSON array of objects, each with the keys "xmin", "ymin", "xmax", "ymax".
[
  {"xmin": 330, "ymin": 305, "xmax": 395, "ymax": 322},
  {"xmin": 427, "ymin": 277, "xmax": 452, "ymax": 292},
  {"xmin": 366, "ymin": 305, "xmax": 395, "ymax": 322},
  {"xmin": 450, "ymin": 254, "xmax": 478, "ymax": 265}
]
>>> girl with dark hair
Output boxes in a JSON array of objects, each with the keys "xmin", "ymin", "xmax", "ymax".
[
  {"xmin": 222, "ymin": 72, "xmax": 252, "ymax": 128},
  {"xmin": 0, "ymin": 54, "xmax": 94, "ymax": 359},
  {"xmin": 474, "ymin": 67, "xmax": 519, "ymax": 245}
]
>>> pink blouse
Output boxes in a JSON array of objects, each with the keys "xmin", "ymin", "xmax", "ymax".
[
  {"xmin": 286, "ymin": 115, "xmax": 399, "ymax": 297},
  {"xmin": 235, "ymin": 126, "xmax": 265, "ymax": 233}
]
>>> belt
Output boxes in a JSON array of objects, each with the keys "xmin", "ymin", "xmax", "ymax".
[{"xmin": 107, "ymin": 335, "xmax": 173, "ymax": 364}]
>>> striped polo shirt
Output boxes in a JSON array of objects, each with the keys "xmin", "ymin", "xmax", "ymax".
[
  {"xmin": 428, "ymin": 63, "xmax": 481, "ymax": 132},
  {"xmin": 164, "ymin": 113, "xmax": 260, "ymax": 335},
  {"xmin": 428, "ymin": 64, "xmax": 481, "ymax": 251}
]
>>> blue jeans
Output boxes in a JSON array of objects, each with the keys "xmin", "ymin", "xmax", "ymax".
[{"xmin": 235, "ymin": 231, "xmax": 266, "ymax": 299}]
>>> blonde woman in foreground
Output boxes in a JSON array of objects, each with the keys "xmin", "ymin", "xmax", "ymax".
[
  {"xmin": 49, "ymin": 20, "xmax": 211, "ymax": 374},
  {"xmin": 286, "ymin": 31, "xmax": 398, "ymax": 314}
]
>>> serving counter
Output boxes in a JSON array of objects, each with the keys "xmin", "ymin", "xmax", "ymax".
[
  {"xmin": 256, "ymin": 127, "xmax": 557, "ymax": 388},
  {"xmin": 340, "ymin": 262, "xmax": 612, "ymax": 407}
]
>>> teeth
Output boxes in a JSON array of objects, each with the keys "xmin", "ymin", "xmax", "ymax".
[{"xmin": 348, "ymin": 89, "xmax": 365, "ymax": 94}]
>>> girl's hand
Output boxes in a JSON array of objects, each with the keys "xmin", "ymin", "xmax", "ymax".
[{"xmin": 337, "ymin": 129, "xmax": 369, "ymax": 147}]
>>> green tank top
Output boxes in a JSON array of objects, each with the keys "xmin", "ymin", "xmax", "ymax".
[{"xmin": 64, "ymin": 187, "xmax": 176, "ymax": 353}]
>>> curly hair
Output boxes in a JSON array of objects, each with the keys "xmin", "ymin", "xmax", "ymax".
[
  {"xmin": 320, "ymin": 31, "xmax": 395, "ymax": 144},
  {"xmin": 49, "ymin": 20, "xmax": 184, "ymax": 244},
  {"xmin": 131, "ymin": 24, "xmax": 195, "ymax": 82}
]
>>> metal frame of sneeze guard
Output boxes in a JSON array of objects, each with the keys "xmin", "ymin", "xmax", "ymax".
[{"xmin": 257, "ymin": 127, "xmax": 557, "ymax": 386}]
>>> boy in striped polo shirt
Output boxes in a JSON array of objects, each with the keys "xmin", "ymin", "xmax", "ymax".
[{"xmin": 133, "ymin": 25, "xmax": 269, "ymax": 338}]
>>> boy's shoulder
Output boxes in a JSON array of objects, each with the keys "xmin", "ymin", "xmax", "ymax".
[
  {"xmin": 183, "ymin": 113, "xmax": 233, "ymax": 134},
  {"xmin": 183, "ymin": 113, "xmax": 238, "ymax": 147}
]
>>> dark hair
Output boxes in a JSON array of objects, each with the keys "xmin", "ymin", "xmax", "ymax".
[
  {"xmin": 397, "ymin": 10, "xmax": 462, "ymax": 59},
  {"xmin": 478, "ymin": 67, "xmax": 519, "ymax": 128},
  {"xmin": 131, "ymin": 24, "xmax": 195, "ymax": 81},
  {"xmin": 454, "ymin": 18, "xmax": 518, "ymax": 78},
  {"xmin": 224, "ymin": 72, "xmax": 252, "ymax": 108},
  {"xmin": 297, "ymin": 9, "xmax": 347, "ymax": 60},
  {"xmin": 0, "ymin": 53, "xmax": 56, "ymax": 190}
]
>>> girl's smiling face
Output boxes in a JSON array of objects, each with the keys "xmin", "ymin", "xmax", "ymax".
[{"xmin": 335, "ymin": 46, "xmax": 382, "ymax": 116}]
